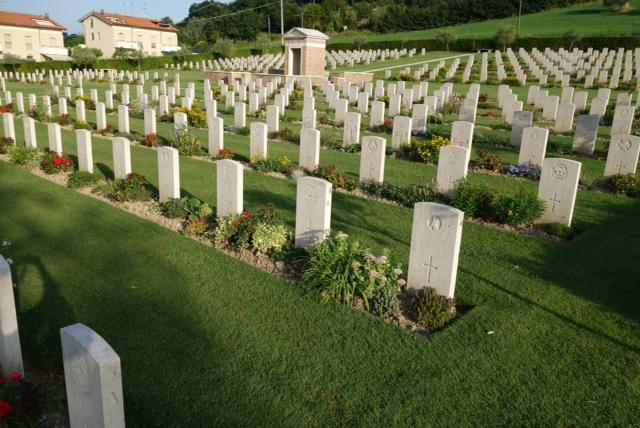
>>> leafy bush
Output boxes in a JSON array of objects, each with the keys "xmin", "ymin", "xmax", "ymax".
[
  {"xmin": 475, "ymin": 150, "xmax": 503, "ymax": 172},
  {"xmin": 160, "ymin": 197, "xmax": 212, "ymax": 220},
  {"xmin": 505, "ymin": 162, "xmax": 542, "ymax": 180},
  {"xmin": 56, "ymin": 114, "xmax": 74, "ymax": 126},
  {"xmin": 451, "ymin": 180, "xmax": 495, "ymax": 219},
  {"xmin": 141, "ymin": 133, "xmax": 158, "ymax": 147},
  {"xmin": 502, "ymin": 76, "xmax": 522, "ymax": 86},
  {"xmin": 0, "ymin": 137, "xmax": 14, "ymax": 154},
  {"xmin": 179, "ymin": 105, "xmax": 207, "ymax": 128},
  {"xmin": 10, "ymin": 147, "xmax": 41, "ymax": 166},
  {"xmin": 251, "ymin": 222, "xmax": 291, "ymax": 255},
  {"xmin": 371, "ymin": 285, "xmax": 401, "ymax": 318},
  {"xmin": 252, "ymin": 156, "xmax": 291, "ymax": 174},
  {"xmin": 603, "ymin": 174, "xmax": 640, "ymax": 196},
  {"xmin": 310, "ymin": 164, "xmax": 358, "ymax": 191},
  {"xmin": 303, "ymin": 233, "xmax": 406, "ymax": 309},
  {"xmin": 412, "ymin": 287, "xmax": 456, "ymax": 330},
  {"xmin": 492, "ymin": 189, "xmax": 544, "ymax": 225},
  {"xmin": 40, "ymin": 152, "xmax": 74, "ymax": 174},
  {"xmin": 403, "ymin": 135, "xmax": 451, "ymax": 164},
  {"xmin": 544, "ymin": 223, "xmax": 576, "ymax": 240},
  {"xmin": 171, "ymin": 128, "xmax": 202, "ymax": 156},
  {"xmin": 185, "ymin": 218, "xmax": 210, "ymax": 236},
  {"xmin": 94, "ymin": 172, "xmax": 154, "ymax": 202},
  {"xmin": 67, "ymin": 171, "xmax": 102, "ymax": 189},
  {"xmin": 360, "ymin": 180, "xmax": 443, "ymax": 207}
]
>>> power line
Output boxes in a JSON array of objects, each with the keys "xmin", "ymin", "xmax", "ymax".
[{"xmin": 186, "ymin": 1, "xmax": 280, "ymax": 24}]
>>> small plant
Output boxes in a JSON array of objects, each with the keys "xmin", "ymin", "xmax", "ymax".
[
  {"xmin": 475, "ymin": 150, "xmax": 503, "ymax": 172},
  {"xmin": 94, "ymin": 172, "xmax": 154, "ymax": 202},
  {"xmin": 0, "ymin": 137, "xmax": 14, "ymax": 154},
  {"xmin": 544, "ymin": 223, "xmax": 576, "ymax": 240},
  {"xmin": 405, "ymin": 135, "xmax": 451, "ymax": 164},
  {"xmin": 478, "ymin": 93, "xmax": 489, "ymax": 103},
  {"xmin": 452, "ymin": 180, "xmax": 495, "ymax": 219},
  {"xmin": 10, "ymin": 147, "xmax": 41, "ymax": 166},
  {"xmin": 160, "ymin": 197, "xmax": 212, "ymax": 220},
  {"xmin": 251, "ymin": 222, "xmax": 291, "ymax": 255},
  {"xmin": 213, "ymin": 148, "xmax": 236, "ymax": 160},
  {"xmin": 370, "ymin": 283, "xmax": 401, "ymax": 318},
  {"xmin": 73, "ymin": 120, "xmax": 95, "ymax": 130},
  {"xmin": 56, "ymin": 114, "xmax": 74, "ymax": 126},
  {"xmin": 505, "ymin": 162, "xmax": 542, "ymax": 180},
  {"xmin": 40, "ymin": 151, "xmax": 74, "ymax": 174},
  {"xmin": 252, "ymin": 156, "xmax": 291, "ymax": 174},
  {"xmin": 412, "ymin": 287, "xmax": 456, "ymax": 330},
  {"xmin": 603, "ymin": 174, "xmax": 640, "ymax": 196},
  {"xmin": 171, "ymin": 128, "xmax": 202, "ymax": 156},
  {"xmin": 67, "ymin": 171, "xmax": 102, "ymax": 189},
  {"xmin": 179, "ymin": 105, "xmax": 207, "ymax": 128},
  {"xmin": 310, "ymin": 164, "xmax": 358, "ymax": 191},
  {"xmin": 141, "ymin": 133, "xmax": 158, "ymax": 148},
  {"xmin": 492, "ymin": 189, "xmax": 544, "ymax": 225}
]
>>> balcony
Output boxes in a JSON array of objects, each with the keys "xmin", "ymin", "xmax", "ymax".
[
  {"xmin": 40, "ymin": 46, "xmax": 71, "ymax": 61},
  {"xmin": 115, "ymin": 41, "xmax": 140, "ymax": 50}
]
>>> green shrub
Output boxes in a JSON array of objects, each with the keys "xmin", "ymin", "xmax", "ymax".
[
  {"xmin": 502, "ymin": 76, "xmax": 522, "ymax": 86},
  {"xmin": 603, "ymin": 174, "xmax": 640, "ymax": 196},
  {"xmin": 412, "ymin": 287, "xmax": 456, "ymax": 330},
  {"xmin": 359, "ymin": 181, "xmax": 443, "ymax": 207},
  {"xmin": 544, "ymin": 223, "xmax": 576, "ymax": 240},
  {"xmin": 371, "ymin": 285, "xmax": 400, "ymax": 319},
  {"xmin": 492, "ymin": 189, "xmax": 544, "ymax": 225},
  {"xmin": 309, "ymin": 164, "xmax": 358, "ymax": 191},
  {"xmin": 0, "ymin": 137, "xmax": 14, "ymax": 154},
  {"xmin": 10, "ymin": 147, "xmax": 41, "ymax": 166},
  {"xmin": 252, "ymin": 156, "xmax": 291, "ymax": 174},
  {"xmin": 94, "ymin": 173, "xmax": 154, "ymax": 202},
  {"xmin": 303, "ymin": 233, "xmax": 406, "ymax": 309},
  {"xmin": 475, "ymin": 150, "xmax": 503, "ymax": 172},
  {"xmin": 251, "ymin": 222, "xmax": 291, "ymax": 255},
  {"xmin": 451, "ymin": 180, "xmax": 495, "ymax": 219},
  {"xmin": 67, "ymin": 171, "xmax": 102, "ymax": 189},
  {"xmin": 160, "ymin": 197, "xmax": 212, "ymax": 220},
  {"xmin": 236, "ymin": 127, "xmax": 250, "ymax": 136},
  {"xmin": 40, "ymin": 152, "xmax": 74, "ymax": 174},
  {"xmin": 171, "ymin": 128, "xmax": 202, "ymax": 156}
]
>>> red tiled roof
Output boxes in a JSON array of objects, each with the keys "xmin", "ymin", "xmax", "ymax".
[
  {"xmin": 87, "ymin": 11, "xmax": 179, "ymax": 32},
  {"xmin": 0, "ymin": 10, "xmax": 66, "ymax": 31}
]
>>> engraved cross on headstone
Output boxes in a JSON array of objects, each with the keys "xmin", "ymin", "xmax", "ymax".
[
  {"xmin": 423, "ymin": 256, "xmax": 438, "ymax": 284},
  {"xmin": 616, "ymin": 160, "xmax": 626, "ymax": 174},
  {"xmin": 549, "ymin": 192, "xmax": 561, "ymax": 212}
]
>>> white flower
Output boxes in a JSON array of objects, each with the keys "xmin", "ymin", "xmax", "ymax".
[
  {"xmin": 2, "ymin": 241, "xmax": 10, "ymax": 248},
  {"xmin": 5, "ymin": 258, "xmax": 13, "ymax": 265}
]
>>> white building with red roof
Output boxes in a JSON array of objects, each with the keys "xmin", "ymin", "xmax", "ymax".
[
  {"xmin": 80, "ymin": 10, "xmax": 180, "ymax": 59},
  {"xmin": 0, "ymin": 10, "xmax": 69, "ymax": 61}
]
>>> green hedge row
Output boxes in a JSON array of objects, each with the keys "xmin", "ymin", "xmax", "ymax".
[{"xmin": 327, "ymin": 36, "xmax": 640, "ymax": 53}]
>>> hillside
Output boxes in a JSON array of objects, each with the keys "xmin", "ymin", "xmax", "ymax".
[{"xmin": 329, "ymin": 1, "xmax": 640, "ymax": 44}]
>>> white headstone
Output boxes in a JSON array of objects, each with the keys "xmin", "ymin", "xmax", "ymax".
[
  {"xmin": 436, "ymin": 145, "xmax": 469, "ymax": 194},
  {"xmin": 250, "ymin": 122, "xmax": 268, "ymax": 160},
  {"xmin": 537, "ymin": 158, "xmax": 581, "ymax": 227},
  {"xmin": 299, "ymin": 128, "xmax": 320, "ymax": 170},
  {"xmin": 554, "ymin": 103, "xmax": 576, "ymax": 133},
  {"xmin": 518, "ymin": 127, "xmax": 549, "ymax": 167},
  {"xmin": 0, "ymin": 256, "xmax": 23, "ymax": 376},
  {"xmin": 216, "ymin": 159, "xmax": 243, "ymax": 217},
  {"xmin": 23, "ymin": 116, "xmax": 37, "ymax": 149},
  {"xmin": 359, "ymin": 136, "xmax": 386, "ymax": 183},
  {"xmin": 572, "ymin": 114, "xmax": 599, "ymax": 155},
  {"xmin": 407, "ymin": 202, "xmax": 464, "ymax": 298},
  {"xmin": 157, "ymin": 146, "xmax": 180, "ymax": 202},
  {"xmin": 112, "ymin": 137, "xmax": 131, "ymax": 179},
  {"xmin": 391, "ymin": 116, "xmax": 412, "ymax": 149},
  {"xmin": 143, "ymin": 108, "xmax": 156, "ymax": 136},
  {"xmin": 117, "ymin": 105, "xmax": 129, "ymax": 134},
  {"xmin": 76, "ymin": 129, "xmax": 94, "ymax": 173},
  {"xmin": 510, "ymin": 111, "xmax": 533, "ymax": 147},
  {"xmin": 604, "ymin": 135, "xmax": 640, "ymax": 177},
  {"xmin": 208, "ymin": 117, "xmax": 224, "ymax": 155},
  {"xmin": 295, "ymin": 177, "xmax": 332, "ymax": 248},
  {"xmin": 343, "ymin": 112, "xmax": 361, "ymax": 146}
]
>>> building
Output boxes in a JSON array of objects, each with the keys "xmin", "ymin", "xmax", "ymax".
[
  {"xmin": 283, "ymin": 28, "xmax": 328, "ymax": 77},
  {"xmin": 0, "ymin": 10, "xmax": 69, "ymax": 61},
  {"xmin": 79, "ymin": 11, "xmax": 180, "ymax": 59}
]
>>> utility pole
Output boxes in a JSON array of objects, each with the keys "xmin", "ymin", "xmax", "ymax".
[
  {"xmin": 516, "ymin": 0, "xmax": 523, "ymax": 38},
  {"xmin": 280, "ymin": 0, "xmax": 284, "ymax": 45}
]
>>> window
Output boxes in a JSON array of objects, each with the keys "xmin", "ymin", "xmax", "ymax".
[
  {"xmin": 97, "ymin": 33, "xmax": 101, "ymax": 41},
  {"xmin": 151, "ymin": 42, "xmax": 156, "ymax": 49},
  {"xmin": 32, "ymin": 19, "xmax": 54, "ymax": 27},
  {"xmin": 117, "ymin": 32, "xmax": 124, "ymax": 41},
  {"xmin": 91, "ymin": 32, "xmax": 95, "ymax": 41},
  {"xmin": 3, "ymin": 34, "xmax": 11, "ymax": 50},
  {"xmin": 90, "ymin": 18, "xmax": 94, "ymax": 28},
  {"xmin": 25, "ymin": 35, "xmax": 32, "ymax": 51}
]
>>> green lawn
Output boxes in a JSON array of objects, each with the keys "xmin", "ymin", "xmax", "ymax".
[{"xmin": 329, "ymin": 1, "xmax": 640, "ymax": 44}]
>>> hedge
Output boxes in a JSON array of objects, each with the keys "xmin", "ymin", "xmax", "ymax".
[{"xmin": 327, "ymin": 36, "xmax": 640, "ymax": 53}]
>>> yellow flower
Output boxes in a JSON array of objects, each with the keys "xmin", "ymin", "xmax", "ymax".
[{"xmin": 508, "ymin": 210, "xmax": 513, "ymax": 217}]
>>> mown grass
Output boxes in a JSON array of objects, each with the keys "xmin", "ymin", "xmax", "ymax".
[{"xmin": 329, "ymin": 0, "xmax": 640, "ymax": 44}]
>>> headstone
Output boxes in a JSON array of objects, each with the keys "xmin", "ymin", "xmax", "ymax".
[
  {"xmin": 76, "ymin": 129, "xmax": 93, "ymax": 173},
  {"xmin": 234, "ymin": 102, "xmax": 246, "ymax": 128},
  {"xmin": 412, "ymin": 104, "xmax": 428, "ymax": 131},
  {"xmin": 60, "ymin": 324, "xmax": 125, "ymax": 428},
  {"xmin": 370, "ymin": 101, "xmax": 385, "ymax": 129},
  {"xmin": 554, "ymin": 103, "xmax": 576, "ymax": 133},
  {"xmin": 118, "ymin": 105, "xmax": 129, "ymax": 134},
  {"xmin": 407, "ymin": 202, "xmax": 464, "ymax": 298},
  {"xmin": 391, "ymin": 116, "xmax": 412, "ymax": 149},
  {"xmin": 436, "ymin": 146, "xmax": 469, "ymax": 194},
  {"xmin": 144, "ymin": 108, "xmax": 156, "ymax": 136},
  {"xmin": 266, "ymin": 104, "xmax": 279, "ymax": 133},
  {"xmin": 518, "ymin": 127, "xmax": 549, "ymax": 167},
  {"xmin": 112, "ymin": 137, "xmax": 131, "ymax": 179},
  {"xmin": 250, "ymin": 122, "xmax": 268, "ymax": 160},
  {"xmin": 216, "ymin": 159, "xmax": 243, "ymax": 217},
  {"xmin": 76, "ymin": 99, "xmax": 86, "ymax": 122},
  {"xmin": 343, "ymin": 112, "xmax": 361, "ymax": 146},
  {"xmin": 2, "ymin": 113, "xmax": 15, "ymax": 141},
  {"xmin": 604, "ymin": 135, "xmax": 640, "ymax": 177},
  {"xmin": 299, "ymin": 128, "xmax": 320, "ymax": 170},
  {"xmin": 574, "ymin": 91, "xmax": 588, "ymax": 111},
  {"xmin": 0, "ymin": 256, "xmax": 23, "ymax": 376},
  {"xmin": 302, "ymin": 108, "xmax": 316, "ymax": 129},
  {"xmin": 542, "ymin": 95, "xmax": 559, "ymax": 120},
  {"xmin": 294, "ymin": 177, "xmax": 332, "ymax": 248},
  {"xmin": 611, "ymin": 107, "xmax": 635, "ymax": 136},
  {"xmin": 572, "ymin": 114, "xmax": 599, "ymax": 155},
  {"xmin": 450, "ymin": 121, "xmax": 474, "ymax": 163},
  {"xmin": 23, "ymin": 116, "xmax": 37, "ymax": 149},
  {"xmin": 95, "ymin": 102, "xmax": 107, "ymax": 131},
  {"xmin": 537, "ymin": 158, "xmax": 581, "ymax": 227},
  {"xmin": 359, "ymin": 136, "xmax": 386, "ymax": 183},
  {"xmin": 510, "ymin": 111, "xmax": 533, "ymax": 147},
  {"xmin": 157, "ymin": 146, "xmax": 180, "ymax": 202},
  {"xmin": 208, "ymin": 117, "xmax": 224, "ymax": 155}
]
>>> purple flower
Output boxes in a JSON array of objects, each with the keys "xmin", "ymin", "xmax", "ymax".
[
  {"xmin": 376, "ymin": 255, "xmax": 388, "ymax": 265},
  {"xmin": 363, "ymin": 254, "xmax": 375, "ymax": 262}
]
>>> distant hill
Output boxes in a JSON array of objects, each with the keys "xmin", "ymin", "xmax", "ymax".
[{"xmin": 178, "ymin": 0, "xmax": 603, "ymax": 44}]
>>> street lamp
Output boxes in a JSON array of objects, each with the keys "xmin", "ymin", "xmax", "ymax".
[{"xmin": 516, "ymin": 0, "xmax": 523, "ymax": 38}]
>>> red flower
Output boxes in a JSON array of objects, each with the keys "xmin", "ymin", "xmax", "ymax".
[
  {"xmin": 243, "ymin": 210, "xmax": 252, "ymax": 219},
  {"xmin": 0, "ymin": 108, "xmax": 9, "ymax": 113},
  {"xmin": 487, "ymin": 112, "xmax": 495, "ymax": 118},
  {"xmin": 7, "ymin": 372, "xmax": 21, "ymax": 383},
  {"xmin": 54, "ymin": 157, "xmax": 62, "ymax": 166},
  {"xmin": 0, "ymin": 400, "xmax": 12, "ymax": 418}
]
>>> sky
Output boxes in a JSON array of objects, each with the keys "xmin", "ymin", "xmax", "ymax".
[{"xmin": 4, "ymin": 0, "xmax": 215, "ymax": 34}]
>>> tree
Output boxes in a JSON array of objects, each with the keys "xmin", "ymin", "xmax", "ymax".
[
  {"xmin": 353, "ymin": 35, "xmax": 367, "ymax": 50},
  {"xmin": 64, "ymin": 34, "xmax": 84, "ymax": 48},
  {"xmin": 160, "ymin": 16, "xmax": 174, "ymax": 25},
  {"xmin": 1, "ymin": 53, "xmax": 22, "ymax": 73},
  {"xmin": 212, "ymin": 38, "xmax": 236, "ymax": 58},
  {"xmin": 436, "ymin": 30, "xmax": 457, "ymax": 52},
  {"xmin": 71, "ymin": 47, "xmax": 98, "ymax": 69},
  {"xmin": 564, "ymin": 28, "xmax": 582, "ymax": 50},
  {"xmin": 113, "ymin": 47, "xmax": 135, "ymax": 59},
  {"xmin": 179, "ymin": 20, "xmax": 205, "ymax": 47},
  {"xmin": 495, "ymin": 25, "xmax": 516, "ymax": 51},
  {"xmin": 253, "ymin": 33, "xmax": 271, "ymax": 54},
  {"xmin": 603, "ymin": 0, "xmax": 630, "ymax": 11}
]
